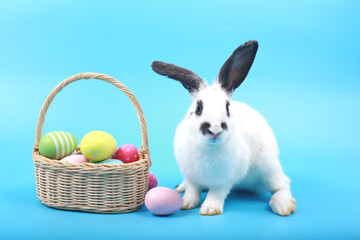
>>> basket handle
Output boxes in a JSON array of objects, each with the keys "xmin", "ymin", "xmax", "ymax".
[{"xmin": 33, "ymin": 72, "xmax": 151, "ymax": 167}]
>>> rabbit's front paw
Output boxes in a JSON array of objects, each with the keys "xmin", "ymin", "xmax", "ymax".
[
  {"xmin": 175, "ymin": 181, "xmax": 185, "ymax": 193},
  {"xmin": 269, "ymin": 189, "xmax": 296, "ymax": 216},
  {"xmin": 199, "ymin": 187, "xmax": 228, "ymax": 215},
  {"xmin": 199, "ymin": 203, "xmax": 223, "ymax": 216},
  {"xmin": 181, "ymin": 194, "xmax": 200, "ymax": 210}
]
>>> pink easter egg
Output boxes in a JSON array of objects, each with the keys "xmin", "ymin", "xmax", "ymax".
[
  {"xmin": 145, "ymin": 187, "xmax": 183, "ymax": 216},
  {"xmin": 148, "ymin": 172, "xmax": 158, "ymax": 191},
  {"xmin": 112, "ymin": 144, "xmax": 139, "ymax": 164},
  {"xmin": 60, "ymin": 155, "xmax": 88, "ymax": 163}
]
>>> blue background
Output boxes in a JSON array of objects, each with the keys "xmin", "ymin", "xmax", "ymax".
[{"xmin": 1, "ymin": 0, "xmax": 359, "ymax": 239}]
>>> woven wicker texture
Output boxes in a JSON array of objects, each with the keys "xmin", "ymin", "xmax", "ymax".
[{"xmin": 32, "ymin": 73, "xmax": 151, "ymax": 213}]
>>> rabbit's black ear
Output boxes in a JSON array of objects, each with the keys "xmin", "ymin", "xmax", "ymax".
[
  {"xmin": 151, "ymin": 61, "xmax": 203, "ymax": 93},
  {"xmin": 217, "ymin": 40, "xmax": 258, "ymax": 94}
]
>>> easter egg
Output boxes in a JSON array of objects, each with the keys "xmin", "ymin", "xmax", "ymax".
[
  {"xmin": 145, "ymin": 187, "xmax": 183, "ymax": 215},
  {"xmin": 39, "ymin": 131, "xmax": 78, "ymax": 159},
  {"xmin": 80, "ymin": 131, "xmax": 117, "ymax": 161},
  {"xmin": 60, "ymin": 155, "xmax": 88, "ymax": 164},
  {"xmin": 91, "ymin": 159, "xmax": 123, "ymax": 164},
  {"xmin": 112, "ymin": 144, "xmax": 139, "ymax": 164},
  {"xmin": 148, "ymin": 172, "xmax": 158, "ymax": 191}
]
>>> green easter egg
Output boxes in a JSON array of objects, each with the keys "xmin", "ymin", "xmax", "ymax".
[
  {"xmin": 90, "ymin": 159, "xmax": 123, "ymax": 164},
  {"xmin": 39, "ymin": 131, "xmax": 78, "ymax": 159},
  {"xmin": 80, "ymin": 131, "xmax": 117, "ymax": 161}
]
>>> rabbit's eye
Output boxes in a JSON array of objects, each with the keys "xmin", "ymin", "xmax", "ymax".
[
  {"xmin": 226, "ymin": 101, "xmax": 230, "ymax": 117},
  {"xmin": 195, "ymin": 100, "xmax": 203, "ymax": 116}
]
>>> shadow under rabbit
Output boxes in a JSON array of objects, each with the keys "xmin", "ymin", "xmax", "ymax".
[{"xmin": 175, "ymin": 189, "xmax": 272, "ymax": 214}]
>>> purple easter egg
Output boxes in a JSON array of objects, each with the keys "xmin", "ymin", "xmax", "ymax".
[{"xmin": 145, "ymin": 187, "xmax": 183, "ymax": 216}]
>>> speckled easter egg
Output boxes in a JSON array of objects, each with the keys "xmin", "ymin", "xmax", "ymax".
[
  {"xmin": 112, "ymin": 144, "xmax": 139, "ymax": 163},
  {"xmin": 145, "ymin": 187, "xmax": 183, "ymax": 215},
  {"xmin": 39, "ymin": 131, "xmax": 78, "ymax": 159},
  {"xmin": 148, "ymin": 172, "xmax": 158, "ymax": 191},
  {"xmin": 80, "ymin": 131, "xmax": 117, "ymax": 161},
  {"xmin": 60, "ymin": 155, "xmax": 88, "ymax": 164}
]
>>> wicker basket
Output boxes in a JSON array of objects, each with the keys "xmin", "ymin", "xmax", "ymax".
[{"xmin": 32, "ymin": 72, "xmax": 151, "ymax": 213}]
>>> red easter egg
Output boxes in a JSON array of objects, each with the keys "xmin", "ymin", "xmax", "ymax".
[
  {"xmin": 112, "ymin": 144, "xmax": 139, "ymax": 163},
  {"xmin": 148, "ymin": 172, "xmax": 158, "ymax": 191}
]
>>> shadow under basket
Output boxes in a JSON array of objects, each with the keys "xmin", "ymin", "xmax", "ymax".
[{"xmin": 32, "ymin": 73, "xmax": 152, "ymax": 214}]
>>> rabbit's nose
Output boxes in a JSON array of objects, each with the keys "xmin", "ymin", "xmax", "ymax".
[
  {"xmin": 200, "ymin": 122, "xmax": 226, "ymax": 136},
  {"xmin": 208, "ymin": 124, "xmax": 223, "ymax": 136},
  {"xmin": 207, "ymin": 129, "xmax": 222, "ymax": 137}
]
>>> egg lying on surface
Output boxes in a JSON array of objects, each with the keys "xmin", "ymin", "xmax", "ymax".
[
  {"xmin": 60, "ymin": 155, "xmax": 88, "ymax": 163},
  {"xmin": 80, "ymin": 131, "xmax": 117, "ymax": 162},
  {"xmin": 145, "ymin": 187, "xmax": 183, "ymax": 216},
  {"xmin": 39, "ymin": 131, "xmax": 78, "ymax": 159}
]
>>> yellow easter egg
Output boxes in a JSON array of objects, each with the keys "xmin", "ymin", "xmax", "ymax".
[{"xmin": 80, "ymin": 131, "xmax": 117, "ymax": 161}]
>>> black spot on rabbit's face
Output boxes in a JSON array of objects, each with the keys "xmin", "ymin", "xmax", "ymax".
[
  {"xmin": 226, "ymin": 101, "xmax": 230, "ymax": 117},
  {"xmin": 195, "ymin": 100, "xmax": 203, "ymax": 116},
  {"xmin": 200, "ymin": 122, "xmax": 211, "ymax": 135},
  {"xmin": 221, "ymin": 122, "xmax": 228, "ymax": 130}
]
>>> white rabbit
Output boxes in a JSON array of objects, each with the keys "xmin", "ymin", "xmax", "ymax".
[{"xmin": 151, "ymin": 40, "xmax": 296, "ymax": 216}]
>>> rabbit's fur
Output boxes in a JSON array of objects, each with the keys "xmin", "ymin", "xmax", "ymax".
[{"xmin": 151, "ymin": 40, "xmax": 296, "ymax": 216}]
